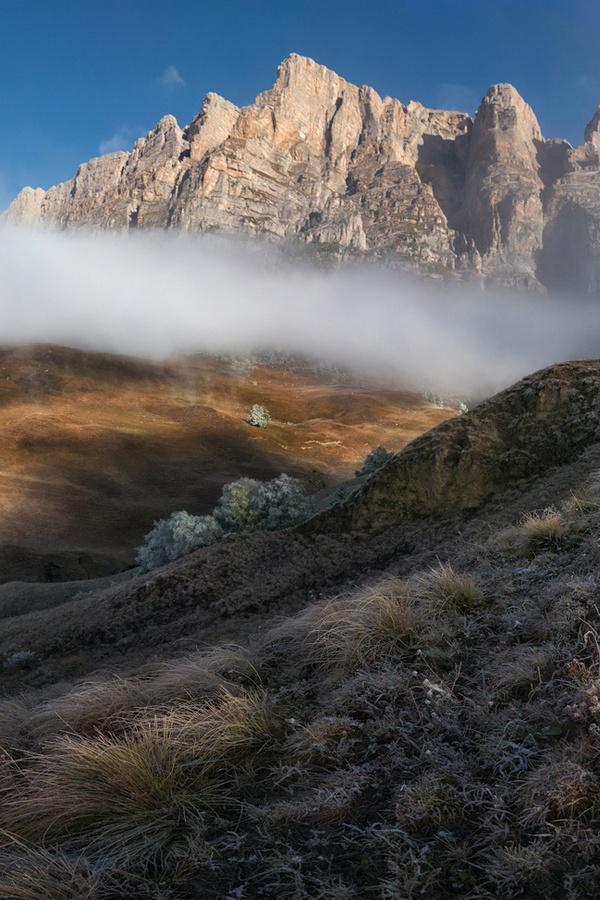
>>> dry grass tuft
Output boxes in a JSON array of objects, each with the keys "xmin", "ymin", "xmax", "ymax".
[
  {"xmin": 0, "ymin": 698, "xmax": 31, "ymax": 750},
  {"xmin": 412, "ymin": 564, "xmax": 483, "ymax": 613},
  {"xmin": 520, "ymin": 759, "xmax": 599, "ymax": 825},
  {"xmin": 160, "ymin": 685, "xmax": 282, "ymax": 764},
  {"xmin": 261, "ymin": 768, "xmax": 370, "ymax": 825},
  {"xmin": 149, "ymin": 644, "xmax": 256, "ymax": 703},
  {"xmin": 395, "ymin": 774, "xmax": 462, "ymax": 830},
  {"xmin": 564, "ymin": 469, "xmax": 600, "ymax": 514},
  {"xmin": 27, "ymin": 646, "xmax": 257, "ymax": 743},
  {"xmin": 490, "ymin": 644, "xmax": 556, "ymax": 698},
  {"xmin": 519, "ymin": 507, "xmax": 566, "ymax": 551},
  {"xmin": 1, "ymin": 687, "xmax": 281, "ymax": 871},
  {"xmin": 0, "ymin": 846, "xmax": 102, "ymax": 900},
  {"xmin": 306, "ymin": 577, "xmax": 422, "ymax": 672},
  {"xmin": 29, "ymin": 676, "xmax": 151, "ymax": 740},
  {"xmin": 484, "ymin": 840, "xmax": 559, "ymax": 893},
  {"xmin": 287, "ymin": 715, "xmax": 360, "ymax": 767}
]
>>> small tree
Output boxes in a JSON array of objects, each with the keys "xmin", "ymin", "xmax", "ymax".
[
  {"xmin": 215, "ymin": 474, "xmax": 311, "ymax": 532},
  {"xmin": 356, "ymin": 445, "xmax": 392, "ymax": 477},
  {"xmin": 214, "ymin": 478, "xmax": 263, "ymax": 532},
  {"xmin": 248, "ymin": 404, "xmax": 272, "ymax": 428},
  {"xmin": 136, "ymin": 475, "xmax": 313, "ymax": 572},
  {"xmin": 251, "ymin": 473, "xmax": 312, "ymax": 530},
  {"xmin": 136, "ymin": 511, "xmax": 223, "ymax": 573}
]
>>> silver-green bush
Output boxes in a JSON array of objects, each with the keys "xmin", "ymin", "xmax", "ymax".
[
  {"xmin": 136, "ymin": 512, "xmax": 223, "ymax": 573},
  {"xmin": 356, "ymin": 445, "xmax": 392, "ymax": 477},
  {"xmin": 248, "ymin": 404, "xmax": 272, "ymax": 428},
  {"xmin": 137, "ymin": 476, "xmax": 312, "ymax": 572},
  {"xmin": 215, "ymin": 474, "xmax": 311, "ymax": 532}
]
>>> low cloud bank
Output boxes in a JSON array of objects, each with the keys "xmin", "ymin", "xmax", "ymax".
[{"xmin": 1, "ymin": 225, "xmax": 599, "ymax": 398}]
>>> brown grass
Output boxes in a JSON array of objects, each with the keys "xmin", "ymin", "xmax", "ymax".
[
  {"xmin": 0, "ymin": 846, "xmax": 102, "ymax": 900},
  {"xmin": 0, "ymin": 346, "xmax": 452, "ymax": 582},
  {"xmin": 28, "ymin": 676, "xmax": 152, "ymax": 740},
  {"xmin": 520, "ymin": 759, "xmax": 599, "ymax": 825},
  {"xmin": 395, "ymin": 774, "xmax": 462, "ymax": 830},
  {"xmin": 160, "ymin": 686, "xmax": 282, "ymax": 764},
  {"xmin": 148, "ymin": 644, "xmax": 256, "ymax": 703},
  {"xmin": 26, "ymin": 646, "xmax": 257, "ymax": 743},
  {"xmin": 1, "ymin": 687, "xmax": 281, "ymax": 870},
  {"xmin": 306, "ymin": 577, "xmax": 422, "ymax": 672},
  {"xmin": 412, "ymin": 564, "xmax": 483, "ymax": 613},
  {"xmin": 519, "ymin": 507, "xmax": 566, "ymax": 551},
  {"xmin": 489, "ymin": 644, "xmax": 556, "ymax": 698}
]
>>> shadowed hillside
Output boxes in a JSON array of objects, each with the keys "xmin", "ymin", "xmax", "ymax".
[{"xmin": 0, "ymin": 345, "xmax": 451, "ymax": 582}]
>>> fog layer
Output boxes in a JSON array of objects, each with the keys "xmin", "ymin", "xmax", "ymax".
[{"xmin": 1, "ymin": 225, "xmax": 599, "ymax": 397}]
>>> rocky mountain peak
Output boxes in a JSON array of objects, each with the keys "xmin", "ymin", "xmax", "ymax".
[
  {"xmin": 5, "ymin": 57, "xmax": 600, "ymax": 293},
  {"xmin": 584, "ymin": 105, "xmax": 600, "ymax": 144},
  {"xmin": 476, "ymin": 83, "xmax": 542, "ymax": 142}
]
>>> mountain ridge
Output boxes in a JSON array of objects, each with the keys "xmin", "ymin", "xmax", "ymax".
[{"xmin": 5, "ymin": 53, "xmax": 600, "ymax": 292}]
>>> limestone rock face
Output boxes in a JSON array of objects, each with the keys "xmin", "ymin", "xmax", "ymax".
[
  {"xmin": 538, "ymin": 107, "xmax": 600, "ymax": 293},
  {"xmin": 2, "ymin": 186, "xmax": 45, "ymax": 225},
  {"xmin": 6, "ymin": 54, "xmax": 600, "ymax": 291},
  {"xmin": 463, "ymin": 85, "xmax": 545, "ymax": 289}
]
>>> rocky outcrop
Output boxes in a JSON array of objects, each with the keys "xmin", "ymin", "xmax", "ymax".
[
  {"xmin": 6, "ymin": 53, "xmax": 600, "ymax": 291},
  {"xmin": 313, "ymin": 360, "xmax": 600, "ymax": 531}
]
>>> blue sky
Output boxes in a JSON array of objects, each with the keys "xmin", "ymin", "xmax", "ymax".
[{"xmin": 1, "ymin": 0, "xmax": 599, "ymax": 209}]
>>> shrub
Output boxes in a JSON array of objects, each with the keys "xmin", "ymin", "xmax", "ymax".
[
  {"xmin": 247, "ymin": 404, "xmax": 272, "ymax": 428},
  {"xmin": 136, "ymin": 511, "xmax": 223, "ymax": 573},
  {"xmin": 135, "ymin": 476, "xmax": 311, "ymax": 572},
  {"xmin": 214, "ymin": 474, "xmax": 311, "ymax": 532},
  {"xmin": 3, "ymin": 650, "xmax": 35, "ymax": 671},
  {"xmin": 356, "ymin": 445, "xmax": 392, "ymax": 477},
  {"xmin": 425, "ymin": 391, "xmax": 446, "ymax": 408}
]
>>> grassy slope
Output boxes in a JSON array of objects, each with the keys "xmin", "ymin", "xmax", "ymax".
[
  {"xmin": 2, "ymin": 455, "xmax": 600, "ymax": 897},
  {"xmin": 0, "ymin": 345, "xmax": 451, "ymax": 582},
  {"xmin": 2, "ymin": 362, "xmax": 600, "ymax": 896}
]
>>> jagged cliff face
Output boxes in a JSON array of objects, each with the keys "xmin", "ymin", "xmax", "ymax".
[{"xmin": 6, "ymin": 54, "xmax": 600, "ymax": 291}]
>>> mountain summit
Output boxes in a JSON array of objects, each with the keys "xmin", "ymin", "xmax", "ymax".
[{"xmin": 6, "ymin": 54, "xmax": 600, "ymax": 292}]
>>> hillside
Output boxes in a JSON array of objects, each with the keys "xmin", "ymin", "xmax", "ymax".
[
  {"xmin": 1, "ymin": 360, "xmax": 600, "ymax": 897},
  {"xmin": 6, "ymin": 55, "xmax": 600, "ymax": 292},
  {"xmin": 0, "ymin": 344, "xmax": 451, "ymax": 583}
]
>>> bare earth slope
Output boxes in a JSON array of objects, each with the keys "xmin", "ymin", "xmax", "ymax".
[
  {"xmin": 0, "ymin": 344, "xmax": 450, "ymax": 582},
  {"xmin": 7, "ymin": 54, "xmax": 600, "ymax": 292}
]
